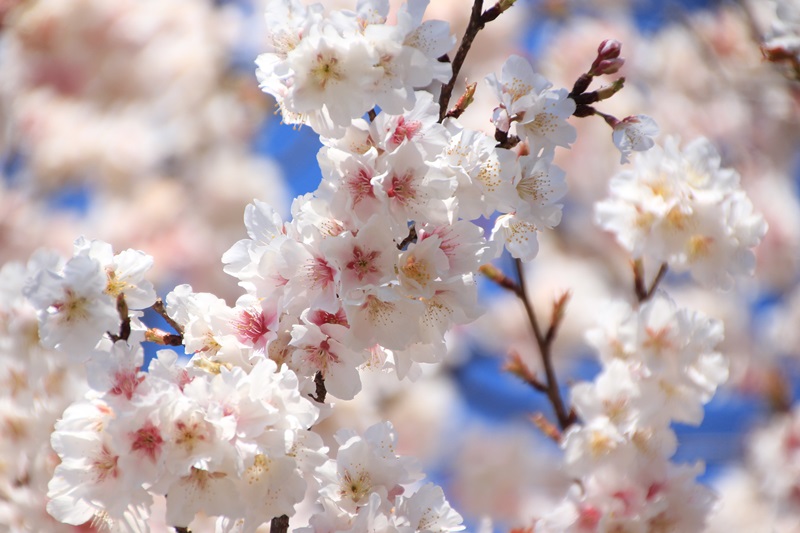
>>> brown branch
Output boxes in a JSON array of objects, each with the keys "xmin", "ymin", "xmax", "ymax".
[
  {"xmin": 438, "ymin": 0, "xmax": 515, "ymax": 122},
  {"xmin": 504, "ymin": 350, "xmax": 547, "ymax": 392},
  {"xmin": 368, "ymin": 108, "xmax": 377, "ymax": 122},
  {"xmin": 108, "ymin": 293, "xmax": 131, "ymax": 342},
  {"xmin": 513, "ymin": 259, "xmax": 574, "ymax": 430},
  {"xmin": 145, "ymin": 328, "xmax": 184, "ymax": 346},
  {"xmin": 174, "ymin": 528, "xmax": 191, "ymax": 533},
  {"xmin": 311, "ymin": 371, "xmax": 327, "ymax": 404},
  {"xmin": 483, "ymin": 261, "xmax": 575, "ymax": 430},
  {"xmin": 646, "ymin": 263, "xmax": 668, "ymax": 300},
  {"xmin": 633, "ymin": 259, "xmax": 647, "ymax": 302},
  {"xmin": 396, "ymin": 224, "xmax": 417, "ymax": 250},
  {"xmin": 154, "ymin": 298, "xmax": 184, "ymax": 335},
  {"xmin": 544, "ymin": 291, "xmax": 570, "ymax": 345},
  {"xmin": 633, "ymin": 260, "xmax": 668, "ymax": 303},
  {"xmin": 438, "ymin": 0, "xmax": 483, "ymax": 121}
]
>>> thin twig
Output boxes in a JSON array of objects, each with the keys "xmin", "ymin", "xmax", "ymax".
[
  {"xmin": 311, "ymin": 371, "xmax": 327, "ymax": 404},
  {"xmin": 645, "ymin": 263, "xmax": 668, "ymax": 301},
  {"xmin": 396, "ymin": 224, "xmax": 417, "ymax": 250},
  {"xmin": 154, "ymin": 298, "xmax": 184, "ymax": 334},
  {"xmin": 504, "ymin": 350, "xmax": 548, "ymax": 392},
  {"xmin": 438, "ymin": 0, "xmax": 484, "ymax": 121},
  {"xmin": 144, "ymin": 328, "xmax": 184, "ymax": 346},
  {"xmin": 438, "ymin": 1, "xmax": 513, "ymax": 122},
  {"xmin": 633, "ymin": 259, "xmax": 668, "ymax": 303},
  {"xmin": 513, "ymin": 259, "xmax": 574, "ymax": 430},
  {"xmin": 108, "ymin": 293, "xmax": 131, "ymax": 342},
  {"xmin": 632, "ymin": 259, "xmax": 647, "ymax": 302},
  {"xmin": 544, "ymin": 291, "xmax": 570, "ymax": 345}
]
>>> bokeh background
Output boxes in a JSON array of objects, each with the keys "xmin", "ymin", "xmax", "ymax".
[{"xmin": 2, "ymin": 0, "xmax": 800, "ymax": 531}]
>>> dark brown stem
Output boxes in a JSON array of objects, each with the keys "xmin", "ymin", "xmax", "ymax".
[
  {"xmin": 633, "ymin": 259, "xmax": 647, "ymax": 302},
  {"xmin": 494, "ymin": 128, "xmax": 521, "ymax": 149},
  {"xmin": 438, "ymin": 0, "xmax": 483, "ymax": 121},
  {"xmin": 154, "ymin": 298, "xmax": 184, "ymax": 335},
  {"xmin": 572, "ymin": 104, "xmax": 597, "ymax": 118},
  {"xmin": 368, "ymin": 108, "xmax": 377, "ymax": 122},
  {"xmin": 108, "ymin": 293, "xmax": 131, "ymax": 342},
  {"xmin": 311, "ymin": 371, "xmax": 327, "ymax": 404},
  {"xmin": 513, "ymin": 259, "xmax": 574, "ymax": 430},
  {"xmin": 570, "ymin": 73, "xmax": 593, "ymax": 97},
  {"xmin": 397, "ymin": 224, "xmax": 417, "ymax": 250},
  {"xmin": 438, "ymin": 1, "xmax": 512, "ymax": 122},
  {"xmin": 270, "ymin": 515, "xmax": 289, "ymax": 533},
  {"xmin": 174, "ymin": 527, "xmax": 191, "ymax": 533},
  {"xmin": 633, "ymin": 260, "xmax": 668, "ymax": 303},
  {"xmin": 646, "ymin": 263, "xmax": 668, "ymax": 300},
  {"xmin": 544, "ymin": 291, "xmax": 570, "ymax": 346}
]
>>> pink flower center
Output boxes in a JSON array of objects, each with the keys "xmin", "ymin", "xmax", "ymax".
[
  {"xmin": 109, "ymin": 368, "xmax": 144, "ymax": 401},
  {"xmin": 346, "ymin": 167, "xmax": 375, "ymax": 205},
  {"xmin": 234, "ymin": 309, "xmax": 270, "ymax": 345},
  {"xmin": 346, "ymin": 246, "xmax": 381, "ymax": 281},
  {"xmin": 391, "ymin": 116, "xmax": 422, "ymax": 146},
  {"xmin": 130, "ymin": 420, "xmax": 164, "ymax": 463},
  {"xmin": 387, "ymin": 172, "xmax": 416, "ymax": 205},
  {"xmin": 92, "ymin": 445, "xmax": 120, "ymax": 483}
]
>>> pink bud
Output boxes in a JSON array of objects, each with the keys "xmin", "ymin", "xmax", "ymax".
[
  {"xmin": 593, "ymin": 57, "xmax": 625, "ymax": 75},
  {"xmin": 597, "ymin": 39, "xmax": 622, "ymax": 59},
  {"xmin": 590, "ymin": 40, "xmax": 625, "ymax": 76}
]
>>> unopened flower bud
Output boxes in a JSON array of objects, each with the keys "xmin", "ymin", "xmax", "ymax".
[
  {"xmin": 591, "ymin": 58, "xmax": 625, "ymax": 75},
  {"xmin": 597, "ymin": 39, "xmax": 622, "ymax": 59},
  {"xmin": 590, "ymin": 39, "xmax": 624, "ymax": 75}
]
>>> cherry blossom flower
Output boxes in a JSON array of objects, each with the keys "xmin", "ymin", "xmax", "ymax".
[
  {"xmin": 612, "ymin": 114, "xmax": 660, "ymax": 164},
  {"xmin": 487, "ymin": 55, "xmax": 577, "ymax": 156},
  {"xmin": 595, "ymin": 136, "xmax": 768, "ymax": 289}
]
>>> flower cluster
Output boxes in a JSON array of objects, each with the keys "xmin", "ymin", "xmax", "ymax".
[
  {"xmin": 47, "ymin": 346, "xmax": 325, "ymax": 530},
  {"xmin": 747, "ymin": 405, "xmax": 800, "ymax": 510},
  {"xmin": 536, "ymin": 293, "xmax": 726, "ymax": 531},
  {"xmin": 23, "ymin": 237, "xmax": 156, "ymax": 357},
  {"xmin": 255, "ymin": 0, "xmax": 453, "ymax": 135},
  {"xmin": 0, "ymin": 259, "xmax": 90, "ymax": 531},
  {"xmin": 10, "ymin": 236, "xmax": 462, "ymax": 531},
  {"xmin": 486, "ymin": 54, "xmax": 577, "ymax": 157},
  {"xmin": 303, "ymin": 423, "xmax": 463, "ymax": 532},
  {"xmin": 595, "ymin": 137, "xmax": 768, "ymax": 289},
  {"xmin": 0, "ymin": 0, "xmax": 241, "ymax": 184},
  {"xmin": 220, "ymin": 4, "xmax": 574, "ymax": 405}
]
